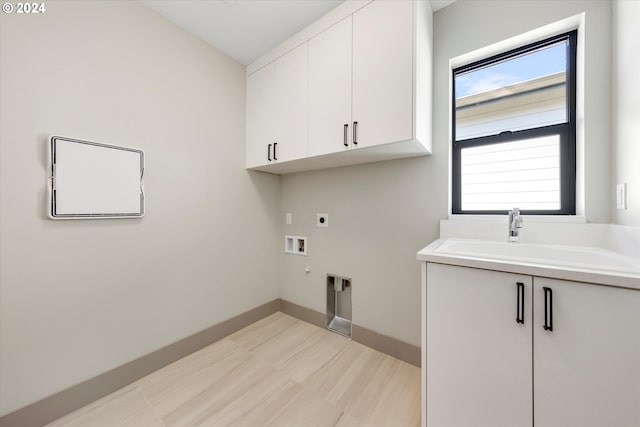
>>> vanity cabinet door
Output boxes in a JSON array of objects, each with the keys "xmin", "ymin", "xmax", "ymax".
[
  {"xmin": 533, "ymin": 278, "xmax": 640, "ymax": 427},
  {"xmin": 426, "ymin": 263, "xmax": 532, "ymax": 427}
]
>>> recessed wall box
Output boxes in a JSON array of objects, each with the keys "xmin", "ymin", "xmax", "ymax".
[
  {"xmin": 327, "ymin": 274, "xmax": 352, "ymax": 337},
  {"xmin": 285, "ymin": 235, "xmax": 307, "ymax": 256},
  {"xmin": 48, "ymin": 135, "xmax": 144, "ymax": 219}
]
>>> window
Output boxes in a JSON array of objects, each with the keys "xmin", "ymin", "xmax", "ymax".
[{"xmin": 452, "ymin": 31, "xmax": 577, "ymax": 215}]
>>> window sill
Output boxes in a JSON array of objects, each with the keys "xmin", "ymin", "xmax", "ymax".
[{"xmin": 448, "ymin": 214, "xmax": 587, "ymax": 224}]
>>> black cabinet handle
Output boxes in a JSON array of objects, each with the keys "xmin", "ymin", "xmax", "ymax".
[
  {"xmin": 273, "ymin": 142, "xmax": 278, "ymax": 160},
  {"xmin": 267, "ymin": 143, "xmax": 272, "ymax": 161},
  {"xmin": 344, "ymin": 124, "xmax": 349, "ymax": 147},
  {"xmin": 516, "ymin": 282, "xmax": 525, "ymax": 324},
  {"xmin": 543, "ymin": 287, "xmax": 553, "ymax": 331},
  {"xmin": 353, "ymin": 121, "xmax": 358, "ymax": 145}
]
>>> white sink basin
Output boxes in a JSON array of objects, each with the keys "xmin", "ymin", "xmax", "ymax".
[{"xmin": 434, "ymin": 238, "xmax": 640, "ymax": 274}]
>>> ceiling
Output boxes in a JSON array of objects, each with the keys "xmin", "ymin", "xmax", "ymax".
[{"xmin": 142, "ymin": 0, "xmax": 456, "ymax": 66}]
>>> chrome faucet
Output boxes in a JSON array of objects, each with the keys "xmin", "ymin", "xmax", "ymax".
[{"xmin": 508, "ymin": 208, "xmax": 524, "ymax": 242}]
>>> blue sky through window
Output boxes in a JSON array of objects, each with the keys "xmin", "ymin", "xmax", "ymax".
[{"xmin": 455, "ymin": 42, "xmax": 567, "ymax": 98}]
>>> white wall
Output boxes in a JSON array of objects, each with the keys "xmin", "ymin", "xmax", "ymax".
[
  {"xmin": 436, "ymin": 0, "xmax": 612, "ymax": 222},
  {"xmin": 0, "ymin": 0, "xmax": 280, "ymax": 415},
  {"xmin": 612, "ymin": 0, "xmax": 640, "ymax": 226},
  {"xmin": 280, "ymin": 0, "xmax": 614, "ymax": 347},
  {"xmin": 280, "ymin": 157, "xmax": 440, "ymax": 346}
]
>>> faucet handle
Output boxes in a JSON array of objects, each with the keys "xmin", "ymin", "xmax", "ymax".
[
  {"xmin": 514, "ymin": 215, "xmax": 524, "ymax": 228},
  {"xmin": 509, "ymin": 208, "xmax": 524, "ymax": 230},
  {"xmin": 508, "ymin": 208, "xmax": 523, "ymax": 242}
]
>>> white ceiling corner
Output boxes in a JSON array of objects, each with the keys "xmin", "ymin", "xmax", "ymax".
[
  {"xmin": 141, "ymin": 0, "xmax": 457, "ymax": 65},
  {"xmin": 430, "ymin": 0, "xmax": 456, "ymax": 13}
]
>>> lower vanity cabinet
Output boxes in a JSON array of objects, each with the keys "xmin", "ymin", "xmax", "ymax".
[
  {"xmin": 533, "ymin": 277, "xmax": 640, "ymax": 427},
  {"xmin": 426, "ymin": 263, "xmax": 533, "ymax": 427},
  {"xmin": 425, "ymin": 263, "xmax": 640, "ymax": 427}
]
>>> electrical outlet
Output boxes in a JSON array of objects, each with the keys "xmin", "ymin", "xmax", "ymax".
[
  {"xmin": 616, "ymin": 183, "xmax": 627, "ymax": 210},
  {"xmin": 317, "ymin": 213, "xmax": 328, "ymax": 227}
]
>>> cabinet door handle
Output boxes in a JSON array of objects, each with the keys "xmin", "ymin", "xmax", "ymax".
[
  {"xmin": 273, "ymin": 142, "xmax": 278, "ymax": 161},
  {"xmin": 267, "ymin": 143, "xmax": 272, "ymax": 161},
  {"xmin": 344, "ymin": 124, "xmax": 349, "ymax": 147},
  {"xmin": 353, "ymin": 121, "xmax": 358, "ymax": 145},
  {"xmin": 516, "ymin": 282, "xmax": 525, "ymax": 324},
  {"xmin": 543, "ymin": 287, "xmax": 553, "ymax": 331}
]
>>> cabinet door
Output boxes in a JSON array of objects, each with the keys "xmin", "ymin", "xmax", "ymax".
[
  {"xmin": 533, "ymin": 279, "xmax": 640, "ymax": 427},
  {"xmin": 246, "ymin": 63, "xmax": 275, "ymax": 168},
  {"xmin": 274, "ymin": 43, "xmax": 308, "ymax": 162},
  {"xmin": 352, "ymin": 0, "xmax": 413, "ymax": 148},
  {"xmin": 308, "ymin": 16, "xmax": 352, "ymax": 157},
  {"xmin": 426, "ymin": 263, "xmax": 532, "ymax": 427}
]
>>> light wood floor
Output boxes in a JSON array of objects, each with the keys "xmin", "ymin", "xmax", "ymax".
[{"xmin": 47, "ymin": 312, "xmax": 420, "ymax": 427}]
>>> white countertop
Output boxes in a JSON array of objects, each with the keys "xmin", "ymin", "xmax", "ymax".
[{"xmin": 417, "ymin": 238, "xmax": 640, "ymax": 290}]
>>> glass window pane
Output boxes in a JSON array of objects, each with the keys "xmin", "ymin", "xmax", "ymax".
[
  {"xmin": 460, "ymin": 135, "xmax": 560, "ymax": 211},
  {"xmin": 455, "ymin": 41, "xmax": 567, "ymax": 140}
]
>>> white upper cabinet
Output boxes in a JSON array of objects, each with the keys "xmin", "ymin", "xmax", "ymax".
[
  {"xmin": 246, "ymin": 43, "xmax": 308, "ymax": 168},
  {"xmin": 308, "ymin": 16, "xmax": 353, "ymax": 157},
  {"xmin": 247, "ymin": 0, "xmax": 432, "ymax": 174},
  {"xmin": 352, "ymin": 0, "xmax": 414, "ymax": 148},
  {"xmin": 246, "ymin": 61, "xmax": 275, "ymax": 169},
  {"xmin": 274, "ymin": 43, "xmax": 308, "ymax": 163}
]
